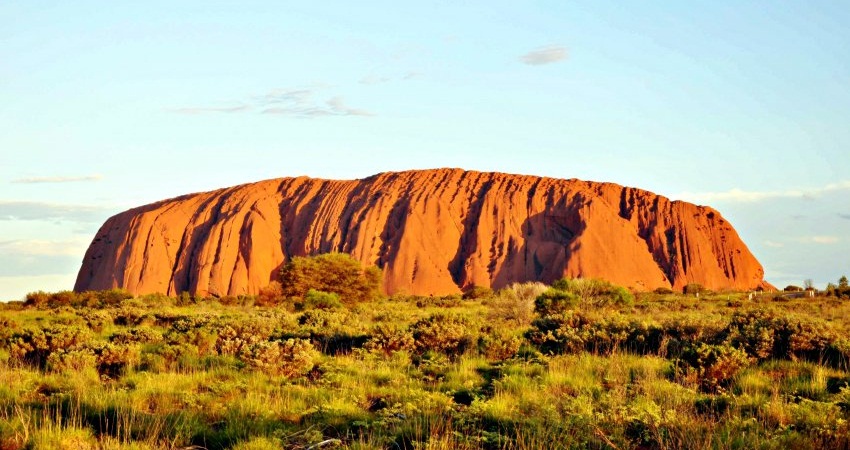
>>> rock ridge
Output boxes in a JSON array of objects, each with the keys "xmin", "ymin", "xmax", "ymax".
[{"xmin": 75, "ymin": 169, "xmax": 771, "ymax": 296}]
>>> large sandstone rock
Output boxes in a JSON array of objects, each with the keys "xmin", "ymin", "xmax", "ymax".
[{"xmin": 75, "ymin": 169, "xmax": 771, "ymax": 296}]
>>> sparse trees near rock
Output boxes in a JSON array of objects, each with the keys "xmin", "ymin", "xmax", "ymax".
[{"xmin": 279, "ymin": 252, "xmax": 382, "ymax": 305}]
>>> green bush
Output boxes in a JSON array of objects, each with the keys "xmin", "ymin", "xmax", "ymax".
[
  {"xmin": 533, "ymin": 288, "xmax": 579, "ymax": 316},
  {"xmin": 411, "ymin": 313, "xmax": 475, "ymax": 358},
  {"xmin": 676, "ymin": 343, "xmax": 750, "ymax": 393},
  {"xmin": 550, "ymin": 278, "xmax": 634, "ymax": 306},
  {"xmin": 7, "ymin": 326, "xmax": 92, "ymax": 369},
  {"xmin": 683, "ymin": 283, "xmax": 707, "ymax": 295},
  {"xmin": 488, "ymin": 282, "xmax": 547, "ymax": 326},
  {"xmin": 365, "ymin": 323, "xmax": 415, "ymax": 355},
  {"xmin": 478, "ymin": 328, "xmax": 522, "ymax": 361},
  {"xmin": 109, "ymin": 327, "xmax": 163, "ymax": 345},
  {"xmin": 462, "ymin": 285, "xmax": 494, "ymax": 300},
  {"xmin": 237, "ymin": 338, "xmax": 317, "ymax": 378},
  {"xmin": 280, "ymin": 252, "xmax": 382, "ymax": 305},
  {"xmin": 301, "ymin": 289, "xmax": 343, "ymax": 310}
]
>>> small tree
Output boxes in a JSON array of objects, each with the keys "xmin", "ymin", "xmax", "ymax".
[
  {"xmin": 684, "ymin": 283, "xmax": 707, "ymax": 295},
  {"xmin": 839, "ymin": 275, "xmax": 849, "ymax": 290},
  {"xmin": 280, "ymin": 253, "xmax": 382, "ymax": 305}
]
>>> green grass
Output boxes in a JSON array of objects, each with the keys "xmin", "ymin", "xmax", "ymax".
[{"xmin": 0, "ymin": 288, "xmax": 849, "ymax": 449}]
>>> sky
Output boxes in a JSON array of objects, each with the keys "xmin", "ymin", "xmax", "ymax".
[{"xmin": 1, "ymin": 1, "xmax": 849, "ymax": 300}]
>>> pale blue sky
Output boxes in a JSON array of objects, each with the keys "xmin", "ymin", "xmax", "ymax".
[{"xmin": 2, "ymin": 1, "xmax": 849, "ymax": 299}]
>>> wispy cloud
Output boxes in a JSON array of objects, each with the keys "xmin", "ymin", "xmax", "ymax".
[
  {"xmin": 172, "ymin": 85, "xmax": 373, "ymax": 118},
  {"xmin": 359, "ymin": 71, "xmax": 421, "ymax": 85},
  {"xmin": 678, "ymin": 180, "xmax": 850, "ymax": 204},
  {"xmin": 763, "ymin": 240, "xmax": 785, "ymax": 248},
  {"xmin": 798, "ymin": 236, "xmax": 840, "ymax": 245},
  {"xmin": 12, "ymin": 174, "xmax": 102, "ymax": 184},
  {"xmin": 521, "ymin": 45, "xmax": 568, "ymax": 65},
  {"xmin": 839, "ymin": 213, "xmax": 850, "ymax": 220},
  {"xmin": 0, "ymin": 239, "xmax": 89, "ymax": 277},
  {"xmin": 359, "ymin": 75, "xmax": 391, "ymax": 85},
  {"xmin": 0, "ymin": 239, "xmax": 89, "ymax": 257},
  {"xmin": 0, "ymin": 201, "xmax": 115, "ymax": 223},
  {"xmin": 170, "ymin": 105, "xmax": 250, "ymax": 115},
  {"xmin": 262, "ymin": 95, "xmax": 374, "ymax": 117}
]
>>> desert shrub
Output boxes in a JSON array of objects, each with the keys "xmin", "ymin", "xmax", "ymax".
[
  {"xmin": 301, "ymin": 289, "xmax": 343, "ymax": 310},
  {"xmin": 93, "ymin": 342, "xmax": 141, "ymax": 377},
  {"xmin": 141, "ymin": 343, "xmax": 206, "ymax": 372},
  {"xmin": 462, "ymin": 285, "xmax": 494, "ymax": 300},
  {"xmin": 297, "ymin": 309, "xmax": 355, "ymax": 332},
  {"xmin": 653, "ymin": 287, "xmax": 674, "ymax": 295},
  {"xmin": 0, "ymin": 318, "xmax": 20, "ymax": 343},
  {"xmin": 365, "ymin": 323, "xmax": 415, "ymax": 355},
  {"xmin": 6, "ymin": 326, "xmax": 92, "ymax": 369},
  {"xmin": 551, "ymin": 278, "xmax": 634, "ymax": 307},
  {"xmin": 676, "ymin": 343, "xmax": 750, "ymax": 393},
  {"xmin": 255, "ymin": 281, "xmax": 285, "ymax": 306},
  {"xmin": 46, "ymin": 348, "xmax": 97, "ymax": 373},
  {"xmin": 478, "ymin": 328, "xmax": 522, "ymax": 361},
  {"xmin": 109, "ymin": 327, "xmax": 163, "ymax": 345},
  {"xmin": 722, "ymin": 309, "xmax": 839, "ymax": 362},
  {"xmin": 237, "ymin": 338, "xmax": 317, "ymax": 378},
  {"xmin": 296, "ymin": 309, "xmax": 368, "ymax": 354},
  {"xmin": 683, "ymin": 283, "xmax": 707, "ymax": 295},
  {"xmin": 411, "ymin": 313, "xmax": 475, "ymax": 358},
  {"xmin": 414, "ymin": 295, "xmax": 462, "ymax": 308},
  {"xmin": 487, "ymin": 282, "xmax": 546, "ymax": 326},
  {"xmin": 724, "ymin": 309, "xmax": 778, "ymax": 360},
  {"xmin": 23, "ymin": 291, "xmax": 51, "ymax": 308},
  {"xmin": 76, "ymin": 310, "xmax": 111, "ymax": 332},
  {"xmin": 661, "ymin": 317, "xmax": 725, "ymax": 349},
  {"xmin": 534, "ymin": 288, "xmax": 579, "ymax": 316},
  {"xmin": 784, "ymin": 285, "xmax": 804, "ymax": 292},
  {"xmin": 526, "ymin": 311, "xmax": 594, "ymax": 354},
  {"xmin": 215, "ymin": 317, "xmax": 276, "ymax": 356},
  {"xmin": 280, "ymin": 252, "xmax": 382, "ymax": 305},
  {"xmin": 168, "ymin": 314, "xmax": 216, "ymax": 333},
  {"xmin": 112, "ymin": 307, "xmax": 156, "ymax": 327}
]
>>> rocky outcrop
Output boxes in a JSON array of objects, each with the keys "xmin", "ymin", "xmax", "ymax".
[{"xmin": 75, "ymin": 169, "xmax": 771, "ymax": 296}]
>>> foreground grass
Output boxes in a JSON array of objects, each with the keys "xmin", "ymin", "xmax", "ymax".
[{"xmin": 0, "ymin": 289, "xmax": 849, "ymax": 449}]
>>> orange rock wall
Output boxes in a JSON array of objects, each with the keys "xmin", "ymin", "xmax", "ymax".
[{"xmin": 75, "ymin": 169, "xmax": 770, "ymax": 296}]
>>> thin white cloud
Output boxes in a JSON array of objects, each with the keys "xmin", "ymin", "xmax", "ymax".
[
  {"xmin": 254, "ymin": 88, "xmax": 315, "ymax": 106},
  {"xmin": 763, "ymin": 240, "xmax": 785, "ymax": 248},
  {"xmin": 359, "ymin": 75, "xmax": 391, "ymax": 85},
  {"xmin": 0, "ymin": 201, "xmax": 115, "ymax": 222},
  {"xmin": 359, "ymin": 71, "xmax": 421, "ymax": 85},
  {"xmin": 0, "ymin": 239, "xmax": 89, "ymax": 278},
  {"xmin": 0, "ymin": 239, "xmax": 89, "ymax": 257},
  {"xmin": 12, "ymin": 174, "xmax": 103, "ymax": 184},
  {"xmin": 326, "ymin": 97, "xmax": 374, "ymax": 116},
  {"xmin": 521, "ymin": 45, "xmax": 568, "ymax": 65},
  {"xmin": 262, "ymin": 95, "xmax": 374, "ymax": 117},
  {"xmin": 797, "ymin": 236, "xmax": 839, "ymax": 245},
  {"xmin": 173, "ymin": 85, "xmax": 373, "ymax": 118},
  {"xmin": 170, "ymin": 105, "xmax": 250, "ymax": 115},
  {"xmin": 678, "ymin": 180, "xmax": 850, "ymax": 204}
]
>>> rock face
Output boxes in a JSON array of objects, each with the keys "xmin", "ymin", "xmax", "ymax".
[{"xmin": 75, "ymin": 169, "xmax": 771, "ymax": 296}]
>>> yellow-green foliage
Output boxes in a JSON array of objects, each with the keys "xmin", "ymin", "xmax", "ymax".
[
  {"xmin": 280, "ymin": 253, "xmax": 382, "ymax": 305},
  {"xmin": 1, "ymin": 287, "xmax": 850, "ymax": 449}
]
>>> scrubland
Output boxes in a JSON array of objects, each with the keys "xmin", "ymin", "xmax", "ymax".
[{"xmin": 2, "ymin": 281, "xmax": 850, "ymax": 449}]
